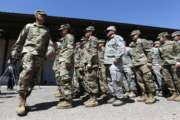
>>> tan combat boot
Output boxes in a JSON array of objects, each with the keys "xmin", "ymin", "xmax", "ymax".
[
  {"xmin": 167, "ymin": 92, "xmax": 178, "ymax": 101},
  {"xmin": 54, "ymin": 89, "xmax": 62, "ymax": 98},
  {"xmin": 124, "ymin": 92, "xmax": 130, "ymax": 97},
  {"xmin": 16, "ymin": 96, "xmax": 27, "ymax": 116},
  {"xmin": 136, "ymin": 94, "xmax": 147, "ymax": 102},
  {"xmin": 174, "ymin": 95, "xmax": 180, "ymax": 102},
  {"xmin": 128, "ymin": 91, "xmax": 136, "ymax": 98},
  {"xmin": 56, "ymin": 100, "xmax": 72, "ymax": 109},
  {"xmin": 145, "ymin": 93, "xmax": 156, "ymax": 104},
  {"xmin": 84, "ymin": 97, "xmax": 98, "ymax": 107}
]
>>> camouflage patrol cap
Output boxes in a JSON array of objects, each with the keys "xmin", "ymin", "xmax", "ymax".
[
  {"xmin": 106, "ymin": 26, "xmax": 116, "ymax": 32},
  {"xmin": 85, "ymin": 26, "xmax": 95, "ymax": 31},
  {"xmin": 172, "ymin": 31, "xmax": 180, "ymax": 37},
  {"xmin": 35, "ymin": 10, "xmax": 47, "ymax": 16},
  {"xmin": 130, "ymin": 30, "xmax": 141, "ymax": 36},
  {"xmin": 98, "ymin": 39, "xmax": 105, "ymax": 44},
  {"xmin": 154, "ymin": 41, "xmax": 160, "ymax": 45},
  {"xmin": 157, "ymin": 32, "xmax": 169, "ymax": 39},
  {"xmin": 58, "ymin": 24, "xmax": 71, "ymax": 31}
]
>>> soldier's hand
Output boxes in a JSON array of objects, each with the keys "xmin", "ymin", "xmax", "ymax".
[
  {"xmin": 113, "ymin": 59, "xmax": 118, "ymax": 64},
  {"xmin": 176, "ymin": 62, "xmax": 180, "ymax": 68},
  {"xmin": 75, "ymin": 64, "xmax": 79, "ymax": 68},
  {"xmin": 113, "ymin": 58, "xmax": 120, "ymax": 65},
  {"xmin": 46, "ymin": 49, "xmax": 56, "ymax": 59},
  {"xmin": 86, "ymin": 64, "xmax": 92, "ymax": 70},
  {"xmin": 11, "ymin": 51, "xmax": 18, "ymax": 60},
  {"xmin": 79, "ymin": 67, "xmax": 83, "ymax": 72}
]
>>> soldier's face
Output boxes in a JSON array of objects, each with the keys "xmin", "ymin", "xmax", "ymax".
[
  {"xmin": 76, "ymin": 44, "xmax": 80, "ymax": 48},
  {"xmin": 154, "ymin": 43, "xmax": 160, "ymax": 48},
  {"xmin": 159, "ymin": 37, "xmax": 166, "ymax": 43},
  {"xmin": 106, "ymin": 31, "xmax": 114, "ymax": 38},
  {"xmin": 36, "ymin": 14, "xmax": 46, "ymax": 24},
  {"xmin": 132, "ymin": 34, "xmax": 139, "ymax": 41},
  {"xmin": 85, "ymin": 31, "xmax": 92, "ymax": 38},
  {"xmin": 60, "ymin": 29, "xmax": 68, "ymax": 36},
  {"xmin": 174, "ymin": 36, "xmax": 180, "ymax": 41},
  {"xmin": 98, "ymin": 43, "xmax": 104, "ymax": 48}
]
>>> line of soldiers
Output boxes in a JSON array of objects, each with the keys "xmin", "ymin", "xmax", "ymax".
[{"xmin": 10, "ymin": 10, "xmax": 180, "ymax": 116}]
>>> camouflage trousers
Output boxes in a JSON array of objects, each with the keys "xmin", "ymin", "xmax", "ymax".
[
  {"xmin": 122, "ymin": 66, "xmax": 137, "ymax": 92},
  {"xmin": 73, "ymin": 67, "xmax": 85, "ymax": 95},
  {"xmin": 134, "ymin": 64, "xmax": 155, "ymax": 95},
  {"xmin": 152, "ymin": 65, "xmax": 163, "ymax": 90},
  {"xmin": 54, "ymin": 62, "xmax": 74, "ymax": 101},
  {"xmin": 161, "ymin": 65, "xmax": 180, "ymax": 93},
  {"xmin": 105, "ymin": 63, "xmax": 125, "ymax": 99},
  {"xmin": 82, "ymin": 65, "xmax": 99, "ymax": 96},
  {"xmin": 18, "ymin": 53, "xmax": 43, "ymax": 98},
  {"xmin": 98, "ymin": 64, "xmax": 108, "ymax": 94}
]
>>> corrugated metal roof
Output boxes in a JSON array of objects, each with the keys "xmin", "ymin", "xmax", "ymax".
[{"xmin": 0, "ymin": 11, "xmax": 179, "ymax": 42}]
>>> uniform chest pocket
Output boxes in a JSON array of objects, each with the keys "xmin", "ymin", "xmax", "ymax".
[
  {"xmin": 108, "ymin": 41, "xmax": 118, "ymax": 50},
  {"xmin": 29, "ymin": 27, "xmax": 41, "ymax": 36},
  {"xmin": 135, "ymin": 47, "xmax": 144, "ymax": 54},
  {"xmin": 135, "ymin": 43, "xmax": 143, "ymax": 51},
  {"xmin": 164, "ymin": 44, "xmax": 173, "ymax": 53}
]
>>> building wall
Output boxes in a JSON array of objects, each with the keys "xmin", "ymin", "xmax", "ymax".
[
  {"xmin": 0, "ymin": 39, "xmax": 15, "ymax": 85},
  {"xmin": 0, "ymin": 39, "xmax": 5, "ymax": 75},
  {"xmin": 42, "ymin": 59, "xmax": 56, "ymax": 85}
]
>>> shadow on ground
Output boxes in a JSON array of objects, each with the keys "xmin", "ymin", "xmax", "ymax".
[
  {"xmin": 30, "ymin": 101, "xmax": 59, "ymax": 112},
  {"xmin": 0, "ymin": 92, "xmax": 17, "ymax": 98}
]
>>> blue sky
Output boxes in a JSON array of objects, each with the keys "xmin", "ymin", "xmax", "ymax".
[{"xmin": 0, "ymin": 0, "xmax": 179, "ymax": 29}]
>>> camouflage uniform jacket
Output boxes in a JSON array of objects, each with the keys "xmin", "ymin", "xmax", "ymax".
[
  {"xmin": 150, "ymin": 47, "xmax": 162, "ymax": 65},
  {"xmin": 81, "ymin": 36, "xmax": 98, "ymax": 67},
  {"xmin": 54, "ymin": 33, "xmax": 74, "ymax": 64},
  {"xmin": 129, "ymin": 38, "xmax": 153, "ymax": 66},
  {"xmin": 176, "ymin": 41, "xmax": 180, "ymax": 62},
  {"xmin": 12, "ymin": 22, "xmax": 51, "ymax": 57},
  {"xmin": 159, "ymin": 40, "xmax": 178, "ymax": 65},
  {"xmin": 122, "ymin": 47, "xmax": 133, "ymax": 67},
  {"xmin": 74, "ymin": 48, "xmax": 81, "ymax": 68},
  {"xmin": 98, "ymin": 47, "xmax": 105, "ymax": 68},
  {"xmin": 104, "ymin": 34, "xmax": 125, "ymax": 65}
]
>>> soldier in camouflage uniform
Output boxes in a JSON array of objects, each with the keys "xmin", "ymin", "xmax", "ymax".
[
  {"xmin": 129, "ymin": 30, "xmax": 156, "ymax": 104},
  {"xmin": 11, "ymin": 10, "xmax": 51, "ymax": 115},
  {"xmin": 158, "ymin": 32, "xmax": 180, "ymax": 101},
  {"xmin": 73, "ymin": 42, "xmax": 85, "ymax": 98},
  {"xmin": 52, "ymin": 32, "xmax": 63, "ymax": 98},
  {"xmin": 53, "ymin": 24, "xmax": 75, "ymax": 109},
  {"xmin": 97, "ymin": 39, "xmax": 108, "ymax": 99},
  {"xmin": 172, "ymin": 31, "xmax": 180, "ymax": 81},
  {"xmin": 46, "ymin": 40, "xmax": 63, "ymax": 98},
  {"xmin": 122, "ymin": 46, "xmax": 137, "ymax": 98},
  {"xmin": 80, "ymin": 26, "xmax": 99, "ymax": 107},
  {"xmin": 104, "ymin": 26, "xmax": 127, "ymax": 106},
  {"xmin": 150, "ymin": 41, "xmax": 163, "ymax": 96}
]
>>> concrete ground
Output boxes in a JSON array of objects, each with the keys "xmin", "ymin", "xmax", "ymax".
[{"xmin": 0, "ymin": 86, "xmax": 180, "ymax": 120}]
